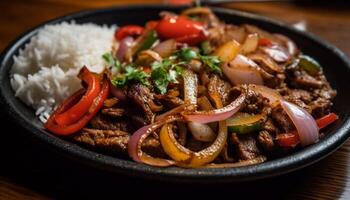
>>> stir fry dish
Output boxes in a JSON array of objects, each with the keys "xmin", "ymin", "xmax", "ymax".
[{"xmin": 42, "ymin": 7, "xmax": 338, "ymax": 168}]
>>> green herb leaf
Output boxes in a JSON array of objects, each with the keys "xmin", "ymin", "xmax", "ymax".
[
  {"xmin": 150, "ymin": 59, "xmax": 182, "ymax": 94},
  {"xmin": 102, "ymin": 52, "xmax": 121, "ymax": 71},
  {"xmin": 199, "ymin": 55, "xmax": 222, "ymax": 74},
  {"xmin": 111, "ymin": 66, "xmax": 150, "ymax": 88}
]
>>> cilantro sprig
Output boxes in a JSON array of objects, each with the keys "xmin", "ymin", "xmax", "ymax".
[
  {"xmin": 111, "ymin": 66, "xmax": 150, "ymax": 88},
  {"xmin": 102, "ymin": 52, "xmax": 121, "ymax": 71},
  {"xmin": 176, "ymin": 48, "xmax": 222, "ymax": 74},
  {"xmin": 151, "ymin": 59, "xmax": 183, "ymax": 94}
]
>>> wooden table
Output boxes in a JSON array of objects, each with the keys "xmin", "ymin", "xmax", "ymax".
[{"xmin": 1, "ymin": 1, "xmax": 350, "ymax": 199}]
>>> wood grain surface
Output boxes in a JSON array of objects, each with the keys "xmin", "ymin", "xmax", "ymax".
[{"xmin": 0, "ymin": 0, "xmax": 350, "ymax": 199}]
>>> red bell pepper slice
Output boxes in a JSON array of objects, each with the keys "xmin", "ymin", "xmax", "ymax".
[
  {"xmin": 44, "ymin": 79, "xmax": 110, "ymax": 136},
  {"xmin": 145, "ymin": 20, "xmax": 159, "ymax": 30},
  {"xmin": 258, "ymin": 38, "xmax": 273, "ymax": 46},
  {"xmin": 316, "ymin": 112, "xmax": 339, "ymax": 129},
  {"xmin": 54, "ymin": 66, "xmax": 101, "ymax": 126},
  {"xmin": 115, "ymin": 25, "xmax": 144, "ymax": 40},
  {"xmin": 155, "ymin": 15, "xmax": 207, "ymax": 45},
  {"xmin": 276, "ymin": 112, "xmax": 339, "ymax": 148}
]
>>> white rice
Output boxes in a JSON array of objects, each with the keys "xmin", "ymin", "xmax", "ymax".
[{"xmin": 10, "ymin": 21, "xmax": 116, "ymax": 122}]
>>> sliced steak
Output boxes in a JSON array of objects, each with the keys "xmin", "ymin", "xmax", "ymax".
[
  {"xmin": 231, "ymin": 133, "xmax": 261, "ymax": 160},
  {"xmin": 74, "ymin": 128, "xmax": 130, "ymax": 154},
  {"xmin": 257, "ymin": 130, "xmax": 275, "ymax": 152},
  {"xmin": 263, "ymin": 118, "xmax": 279, "ymax": 136},
  {"xmin": 74, "ymin": 128, "xmax": 164, "ymax": 157},
  {"xmin": 127, "ymin": 84, "xmax": 162, "ymax": 123},
  {"xmin": 271, "ymin": 105, "xmax": 295, "ymax": 132},
  {"xmin": 89, "ymin": 114, "xmax": 131, "ymax": 132},
  {"xmin": 290, "ymin": 70, "xmax": 323, "ymax": 89},
  {"xmin": 101, "ymin": 108, "xmax": 125, "ymax": 117}
]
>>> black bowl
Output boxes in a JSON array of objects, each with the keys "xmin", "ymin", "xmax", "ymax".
[{"xmin": 1, "ymin": 5, "xmax": 350, "ymax": 182}]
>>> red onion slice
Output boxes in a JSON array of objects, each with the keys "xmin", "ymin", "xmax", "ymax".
[
  {"xmin": 116, "ymin": 36, "xmax": 134, "ymax": 61},
  {"xmin": 128, "ymin": 115, "xmax": 182, "ymax": 166},
  {"xmin": 222, "ymin": 55, "xmax": 264, "ymax": 85},
  {"xmin": 261, "ymin": 44, "xmax": 291, "ymax": 63},
  {"xmin": 182, "ymin": 92, "xmax": 246, "ymax": 123},
  {"xmin": 152, "ymin": 39, "xmax": 177, "ymax": 58},
  {"xmin": 280, "ymin": 100, "xmax": 319, "ymax": 146}
]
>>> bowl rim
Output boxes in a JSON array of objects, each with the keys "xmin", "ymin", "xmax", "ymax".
[{"xmin": 1, "ymin": 4, "xmax": 350, "ymax": 182}]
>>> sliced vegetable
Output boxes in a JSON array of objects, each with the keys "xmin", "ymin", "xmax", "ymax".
[
  {"xmin": 274, "ymin": 34, "xmax": 298, "ymax": 56},
  {"xmin": 222, "ymin": 55, "xmax": 263, "ymax": 85},
  {"xmin": 178, "ymin": 48, "xmax": 198, "ymax": 62},
  {"xmin": 54, "ymin": 67, "xmax": 101, "ymax": 126},
  {"xmin": 316, "ymin": 112, "xmax": 339, "ymax": 129},
  {"xmin": 152, "ymin": 39, "xmax": 177, "ymax": 58},
  {"xmin": 261, "ymin": 45, "xmax": 290, "ymax": 63},
  {"xmin": 240, "ymin": 33, "xmax": 258, "ymax": 55},
  {"xmin": 280, "ymin": 100, "xmax": 319, "ymax": 146},
  {"xmin": 227, "ymin": 112, "xmax": 264, "ymax": 134},
  {"xmin": 160, "ymin": 123, "xmax": 192, "ymax": 162},
  {"xmin": 133, "ymin": 30, "xmax": 158, "ymax": 56},
  {"xmin": 188, "ymin": 122, "xmax": 216, "ymax": 142},
  {"xmin": 183, "ymin": 69, "xmax": 198, "ymax": 109},
  {"xmin": 213, "ymin": 40, "xmax": 240, "ymax": 62},
  {"xmin": 128, "ymin": 115, "xmax": 182, "ymax": 166},
  {"xmin": 276, "ymin": 112, "xmax": 339, "ymax": 148},
  {"xmin": 45, "ymin": 79, "xmax": 110, "ymax": 136},
  {"xmin": 276, "ymin": 133, "xmax": 300, "ymax": 148},
  {"xmin": 116, "ymin": 36, "xmax": 134, "ymax": 61},
  {"xmin": 115, "ymin": 25, "xmax": 144, "ymax": 40},
  {"xmin": 298, "ymin": 55, "xmax": 321, "ymax": 76},
  {"xmin": 155, "ymin": 15, "xmax": 207, "ymax": 45},
  {"xmin": 136, "ymin": 50, "xmax": 162, "ymax": 66},
  {"xmin": 182, "ymin": 92, "xmax": 246, "ymax": 123},
  {"xmin": 258, "ymin": 38, "xmax": 273, "ymax": 46},
  {"xmin": 160, "ymin": 98, "xmax": 228, "ymax": 167},
  {"xmin": 248, "ymin": 53, "xmax": 283, "ymax": 73}
]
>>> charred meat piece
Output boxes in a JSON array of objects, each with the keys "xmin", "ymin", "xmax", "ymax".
[
  {"xmin": 271, "ymin": 105, "xmax": 295, "ymax": 132},
  {"xmin": 309, "ymin": 98, "xmax": 333, "ymax": 118},
  {"xmin": 290, "ymin": 70, "xmax": 323, "ymax": 89},
  {"xmin": 263, "ymin": 119, "xmax": 279, "ymax": 136},
  {"xmin": 101, "ymin": 108, "xmax": 125, "ymax": 117},
  {"xmin": 283, "ymin": 89, "xmax": 312, "ymax": 111},
  {"xmin": 74, "ymin": 128, "xmax": 129, "ymax": 154},
  {"xmin": 74, "ymin": 128, "xmax": 164, "ymax": 157},
  {"xmin": 127, "ymin": 84, "xmax": 162, "ymax": 123},
  {"xmin": 231, "ymin": 85, "xmax": 269, "ymax": 114},
  {"xmin": 154, "ymin": 93, "xmax": 184, "ymax": 109},
  {"xmin": 89, "ymin": 114, "xmax": 131, "ymax": 132},
  {"xmin": 257, "ymin": 130, "xmax": 275, "ymax": 152},
  {"xmin": 231, "ymin": 133, "xmax": 261, "ymax": 160}
]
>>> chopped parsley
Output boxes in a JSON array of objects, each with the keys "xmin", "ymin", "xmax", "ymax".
[
  {"xmin": 175, "ymin": 48, "xmax": 222, "ymax": 74},
  {"xmin": 151, "ymin": 59, "xmax": 183, "ymax": 94},
  {"xmin": 102, "ymin": 52, "xmax": 121, "ymax": 71},
  {"xmin": 111, "ymin": 66, "xmax": 150, "ymax": 88},
  {"xmin": 199, "ymin": 55, "xmax": 221, "ymax": 74}
]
